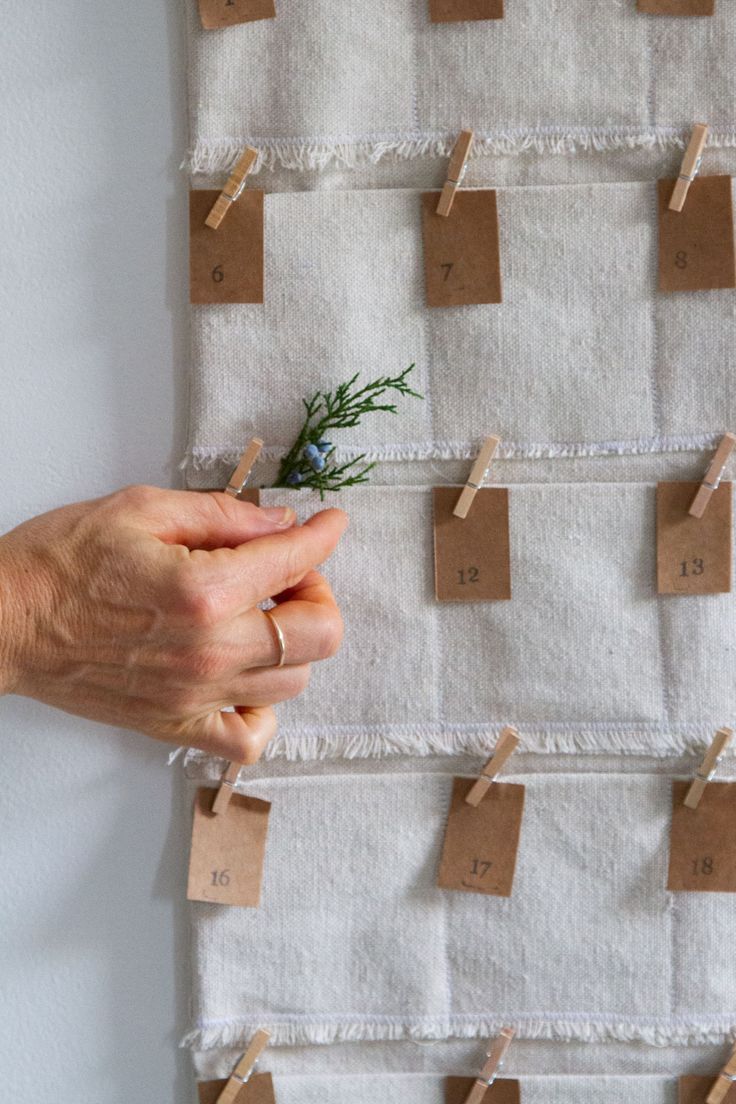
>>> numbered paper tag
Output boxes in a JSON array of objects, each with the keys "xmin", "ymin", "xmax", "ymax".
[
  {"xmin": 679, "ymin": 1076, "xmax": 736, "ymax": 1103},
  {"xmin": 187, "ymin": 787, "xmax": 271, "ymax": 907},
  {"xmin": 668, "ymin": 781, "xmax": 736, "ymax": 892},
  {"xmin": 198, "ymin": 1074, "xmax": 276, "ymax": 1104},
  {"xmin": 433, "ymin": 486, "xmax": 511, "ymax": 601},
  {"xmin": 656, "ymin": 481, "xmax": 732, "ymax": 595},
  {"xmin": 190, "ymin": 190, "xmax": 264, "ymax": 305},
  {"xmin": 639, "ymin": 0, "xmax": 713, "ymax": 13},
  {"xmin": 658, "ymin": 176, "xmax": 735, "ymax": 293},
  {"xmin": 421, "ymin": 191, "xmax": 502, "ymax": 307},
  {"xmin": 429, "ymin": 0, "xmax": 503, "ymax": 20},
  {"xmin": 445, "ymin": 1077, "xmax": 520, "ymax": 1104},
  {"xmin": 437, "ymin": 777, "xmax": 524, "ymax": 897},
  {"xmin": 198, "ymin": 0, "xmax": 276, "ymax": 29}
]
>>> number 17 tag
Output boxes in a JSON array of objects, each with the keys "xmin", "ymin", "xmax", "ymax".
[{"xmin": 437, "ymin": 777, "xmax": 525, "ymax": 897}]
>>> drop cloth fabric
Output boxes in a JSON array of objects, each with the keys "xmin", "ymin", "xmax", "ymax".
[
  {"xmin": 183, "ymin": 182, "xmax": 736, "ymax": 482},
  {"xmin": 177, "ymin": 484, "xmax": 736, "ymax": 758},
  {"xmin": 185, "ymin": 770, "xmax": 736, "ymax": 1054},
  {"xmin": 185, "ymin": 0, "xmax": 736, "ymax": 174}
]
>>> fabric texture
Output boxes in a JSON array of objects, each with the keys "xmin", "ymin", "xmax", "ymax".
[
  {"xmin": 177, "ymin": 484, "xmax": 736, "ymax": 758},
  {"xmin": 185, "ymin": 0, "xmax": 736, "ymax": 173},
  {"xmin": 185, "ymin": 770, "xmax": 736, "ymax": 1053},
  {"xmin": 184, "ymin": 182, "xmax": 736, "ymax": 480}
]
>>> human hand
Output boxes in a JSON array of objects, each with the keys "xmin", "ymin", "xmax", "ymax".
[{"xmin": 0, "ymin": 486, "xmax": 347, "ymax": 761}]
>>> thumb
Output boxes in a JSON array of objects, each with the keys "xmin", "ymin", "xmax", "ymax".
[
  {"xmin": 179, "ymin": 705, "xmax": 278, "ymax": 763},
  {"xmin": 119, "ymin": 487, "xmax": 297, "ymax": 550}
]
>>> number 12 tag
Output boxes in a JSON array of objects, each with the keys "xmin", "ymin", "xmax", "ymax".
[
  {"xmin": 187, "ymin": 787, "xmax": 271, "ymax": 907},
  {"xmin": 437, "ymin": 777, "xmax": 525, "ymax": 897},
  {"xmin": 189, "ymin": 189, "xmax": 264, "ymax": 304},
  {"xmin": 433, "ymin": 486, "xmax": 511, "ymax": 601}
]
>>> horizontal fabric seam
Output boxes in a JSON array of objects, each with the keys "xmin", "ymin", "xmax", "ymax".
[
  {"xmin": 187, "ymin": 125, "xmax": 736, "ymax": 174},
  {"xmin": 182, "ymin": 431, "xmax": 722, "ymax": 470},
  {"xmin": 182, "ymin": 1011, "xmax": 736, "ymax": 1051},
  {"xmin": 180, "ymin": 722, "xmax": 736, "ymax": 766}
]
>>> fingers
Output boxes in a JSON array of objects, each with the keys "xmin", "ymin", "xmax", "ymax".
[
  {"xmin": 191, "ymin": 508, "xmax": 349, "ymax": 615},
  {"xmin": 114, "ymin": 485, "xmax": 298, "ymax": 550},
  {"xmin": 224, "ymin": 663, "xmax": 312, "ymax": 707},
  {"xmin": 181, "ymin": 705, "xmax": 278, "ymax": 762}
]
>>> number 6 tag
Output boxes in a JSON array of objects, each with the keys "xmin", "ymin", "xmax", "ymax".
[{"xmin": 189, "ymin": 189, "xmax": 264, "ymax": 305}]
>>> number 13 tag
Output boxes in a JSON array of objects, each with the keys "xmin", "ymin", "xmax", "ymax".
[{"xmin": 656, "ymin": 481, "xmax": 732, "ymax": 595}]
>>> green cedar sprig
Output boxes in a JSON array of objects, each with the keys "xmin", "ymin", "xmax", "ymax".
[{"xmin": 275, "ymin": 365, "xmax": 422, "ymax": 498}]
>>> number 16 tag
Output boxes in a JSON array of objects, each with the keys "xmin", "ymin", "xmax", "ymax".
[
  {"xmin": 189, "ymin": 189, "xmax": 264, "ymax": 304},
  {"xmin": 187, "ymin": 787, "xmax": 271, "ymax": 907}
]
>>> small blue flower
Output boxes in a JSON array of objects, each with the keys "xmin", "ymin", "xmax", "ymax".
[
  {"xmin": 311, "ymin": 454, "xmax": 326, "ymax": 472},
  {"xmin": 286, "ymin": 470, "xmax": 303, "ymax": 485},
  {"xmin": 303, "ymin": 443, "xmax": 320, "ymax": 461}
]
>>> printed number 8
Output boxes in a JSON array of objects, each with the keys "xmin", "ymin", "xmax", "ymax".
[{"xmin": 675, "ymin": 251, "xmax": 688, "ymax": 270}]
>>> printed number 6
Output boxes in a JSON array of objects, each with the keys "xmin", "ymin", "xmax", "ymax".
[{"xmin": 212, "ymin": 265, "xmax": 224, "ymax": 283}]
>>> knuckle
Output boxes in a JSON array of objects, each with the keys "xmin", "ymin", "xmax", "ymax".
[
  {"xmin": 169, "ymin": 565, "xmax": 222, "ymax": 628},
  {"xmin": 314, "ymin": 607, "xmax": 344, "ymax": 660},
  {"xmin": 112, "ymin": 484, "xmax": 161, "ymax": 513}
]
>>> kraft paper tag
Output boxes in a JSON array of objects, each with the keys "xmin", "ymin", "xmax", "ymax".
[
  {"xmin": 430, "ymin": 0, "xmax": 503, "ymax": 20},
  {"xmin": 198, "ymin": 1074, "xmax": 276, "ymax": 1104},
  {"xmin": 668, "ymin": 781, "xmax": 736, "ymax": 892},
  {"xmin": 433, "ymin": 486, "xmax": 511, "ymax": 601},
  {"xmin": 421, "ymin": 191, "xmax": 502, "ymax": 307},
  {"xmin": 658, "ymin": 176, "xmax": 735, "ymax": 292},
  {"xmin": 639, "ymin": 0, "xmax": 713, "ymax": 13},
  {"xmin": 198, "ymin": 0, "xmax": 276, "ymax": 29},
  {"xmin": 656, "ymin": 481, "xmax": 732, "ymax": 595},
  {"xmin": 190, "ymin": 190, "xmax": 264, "ymax": 305},
  {"xmin": 679, "ymin": 1076, "xmax": 736, "ymax": 1103},
  {"xmin": 445, "ymin": 1077, "xmax": 520, "ymax": 1103},
  {"xmin": 187, "ymin": 787, "xmax": 271, "ymax": 907},
  {"xmin": 437, "ymin": 777, "xmax": 524, "ymax": 897}
]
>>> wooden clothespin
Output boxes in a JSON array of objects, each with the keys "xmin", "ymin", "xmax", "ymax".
[
  {"xmin": 669, "ymin": 123, "xmax": 709, "ymax": 212},
  {"xmin": 466, "ymin": 727, "xmax": 520, "ymax": 807},
  {"xmin": 206, "ymin": 146, "xmax": 258, "ymax": 230},
  {"xmin": 437, "ymin": 129, "xmax": 474, "ymax": 217},
  {"xmin": 689, "ymin": 432, "xmax": 736, "ymax": 518},
  {"xmin": 224, "ymin": 437, "xmax": 263, "ymax": 498},
  {"xmin": 684, "ymin": 727, "xmax": 733, "ymax": 810},
  {"xmin": 212, "ymin": 437, "xmax": 264, "ymax": 816},
  {"xmin": 707, "ymin": 1041, "xmax": 736, "ymax": 1104},
  {"xmin": 453, "ymin": 436, "xmax": 500, "ymax": 519},
  {"xmin": 216, "ymin": 1029, "xmax": 271, "ymax": 1104},
  {"xmin": 463, "ymin": 1028, "xmax": 516, "ymax": 1104}
]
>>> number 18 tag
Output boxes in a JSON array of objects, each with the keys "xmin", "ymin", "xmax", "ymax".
[{"xmin": 667, "ymin": 781, "xmax": 736, "ymax": 892}]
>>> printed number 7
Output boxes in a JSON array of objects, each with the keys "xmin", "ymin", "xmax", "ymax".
[{"xmin": 440, "ymin": 262, "xmax": 453, "ymax": 282}]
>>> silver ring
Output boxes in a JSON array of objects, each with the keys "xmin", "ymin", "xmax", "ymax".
[{"xmin": 264, "ymin": 609, "xmax": 286, "ymax": 668}]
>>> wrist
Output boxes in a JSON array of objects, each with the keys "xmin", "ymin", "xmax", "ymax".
[{"xmin": 0, "ymin": 537, "xmax": 27, "ymax": 695}]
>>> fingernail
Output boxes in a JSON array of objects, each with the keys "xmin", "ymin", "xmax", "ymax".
[{"xmin": 261, "ymin": 506, "xmax": 296, "ymax": 527}]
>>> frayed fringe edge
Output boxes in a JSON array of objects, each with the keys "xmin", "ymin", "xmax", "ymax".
[
  {"xmin": 182, "ymin": 432, "xmax": 722, "ymax": 472},
  {"xmin": 180, "ymin": 722, "xmax": 736, "ymax": 771},
  {"xmin": 186, "ymin": 127, "xmax": 736, "ymax": 175},
  {"xmin": 181, "ymin": 1015, "xmax": 736, "ymax": 1051}
]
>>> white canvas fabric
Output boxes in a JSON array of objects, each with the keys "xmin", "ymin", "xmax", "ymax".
[
  {"xmin": 184, "ymin": 182, "xmax": 736, "ymax": 481},
  {"xmin": 184, "ymin": 770, "xmax": 736, "ymax": 1053},
  {"xmin": 179, "ymin": 484, "xmax": 736, "ymax": 758},
  {"xmin": 245, "ymin": 1074, "xmax": 677, "ymax": 1104},
  {"xmin": 185, "ymin": 0, "xmax": 736, "ymax": 174}
]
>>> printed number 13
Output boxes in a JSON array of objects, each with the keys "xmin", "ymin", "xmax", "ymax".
[{"xmin": 680, "ymin": 559, "xmax": 704, "ymax": 577}]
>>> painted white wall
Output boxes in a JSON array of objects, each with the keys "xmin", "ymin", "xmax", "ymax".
[{"xmin": 0, "ymin": 3, "xmax": 191, "ymax": 1100}]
